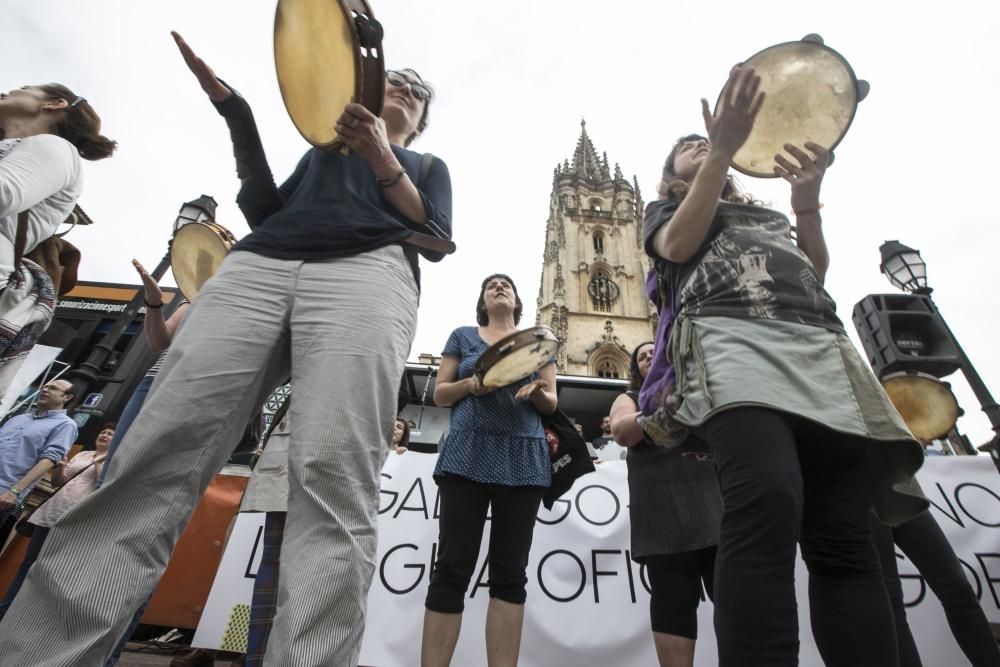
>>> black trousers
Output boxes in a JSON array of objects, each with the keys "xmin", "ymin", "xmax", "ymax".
[
  {"xmin": 645, "ymin": 546, "xmax": 716, "ymax": 639},
  {"xmin": 874, "ymin": 509, "xmax": 1000, "ymax": 667},
  {"xmin": 705, "ymin": 407, "xmax": 898, "ymax": 667},
  {"xmin": 425, "ymin": 474, "xmax": 544, "ymax": 613}
]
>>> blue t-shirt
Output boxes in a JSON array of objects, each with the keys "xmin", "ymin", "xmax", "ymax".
[
  {"xmin": 434, "ymin": 326, "xmax": 552, "ymax": 487},
  {"xmin": 212, "ymin": 91, "xmax": 452, "ymax": 268}
]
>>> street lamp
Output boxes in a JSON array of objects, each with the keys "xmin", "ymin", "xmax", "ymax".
[
  {"xmin": 879, "ymin": 240, "xmax": 930, "ymax": 295},
  {"xmin": 67, "ymin": 195, "xmax": 216, "ymax": 403},
  {"xmin": 173, "ymin": 194, "xmax": 218, "ymax": 232},
  {"xmin": 879, "ymin": 240, "xmax": 1000, "ymax": 457}
]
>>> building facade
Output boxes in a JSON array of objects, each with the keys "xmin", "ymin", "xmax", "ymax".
[{"xmin": 535, "ymin": 121, "xmax": 657, "ymax": 378}]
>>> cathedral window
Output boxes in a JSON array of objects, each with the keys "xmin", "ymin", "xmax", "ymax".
[
  {"xmin": 596, "ymin": 359, "xmax": 621, "ymax": 379},
  {"xmin": 593, "ymin": 231, "xmax": 605, "ymax": 254},
  {"xmin": 588, "ymin": 270, "xmax": 620, "ymax": 313}
]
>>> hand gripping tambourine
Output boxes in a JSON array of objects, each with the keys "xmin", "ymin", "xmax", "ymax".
[
  {"xmin": 881, "ymin": 371, "xmax": 962, "ymax": 441},
  {"xmin": 474, "ymin": 327, "xmax": 560, "ymax": 390},
  {"xmin": 169, "ymin": 221, "xmax": 237, "ymax": 300},
  {"xmin": 274, "ymin": 0, "xmax": 385, "ymax": 150},
  {"xmin": 717, "ymin": 34, "xmax": 870, "ymax": 178}
]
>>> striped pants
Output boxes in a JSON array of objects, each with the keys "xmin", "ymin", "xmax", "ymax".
[{"xmin": 0, "ymin": 247, "xmax": 418, "ymax": 667}]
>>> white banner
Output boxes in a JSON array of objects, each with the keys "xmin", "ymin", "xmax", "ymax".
[{"xmin": 194, "ymin": 455, "xmax": 1000, "ymax": 666}]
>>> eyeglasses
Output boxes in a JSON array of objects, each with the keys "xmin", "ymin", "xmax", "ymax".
[{"xmin": 386, "ymin": 71, "xmax": 431, "ymax": 102}]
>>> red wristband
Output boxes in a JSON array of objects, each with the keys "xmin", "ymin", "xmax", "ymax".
[
  {"xmin": 370, "ymin": 152, "xmax": 398, "ymax": 173},
  {"xmin": 793, "ymin": 203, "xmax": 824, "ymax": 217}
]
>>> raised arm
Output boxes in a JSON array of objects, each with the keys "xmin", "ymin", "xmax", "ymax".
[
  {"xmin": 132, "ymin": 259, "xmax": 190, "ymax": 353},
  {"xmin": 774, "ymin": 142, "xmax": 830, "ymax": 281},
  {"xmin": 171, "ymin": 31, "xmax": 282, "ymax": 228},
  {"xmin": 653, "ymin": 67, "xmax": 764, "ymax": 263}
]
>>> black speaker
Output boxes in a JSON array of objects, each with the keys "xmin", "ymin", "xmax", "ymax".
[{"xmin": 852, "ymin": 293, "xmax": 963, "ymax": 379}]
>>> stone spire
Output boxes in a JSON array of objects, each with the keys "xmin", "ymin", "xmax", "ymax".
[{"xmin": 570, "ymin": 119, "xmax": 603, "ymax": 182}]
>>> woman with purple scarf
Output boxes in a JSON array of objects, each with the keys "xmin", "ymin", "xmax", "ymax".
[{"xmin": 637, "ymin": 66, "xmax": 927, "ymax": 667}]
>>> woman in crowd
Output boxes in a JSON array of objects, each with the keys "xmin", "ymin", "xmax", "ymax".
[
  {"xmin": 393, "ymin": 415, "xmax": 411, "ymax": 454},
  {"xmin": 420, "ymin": 273, "xmax": 556, "ymax": 667},
  {"xmin": 0, "ymin": 422, "xmax": 115, "ymax": 620},
  {"xmin": 610, "ymin": 342, "xmax": 721, "ymax": 667},
  {"xmin": 99, "ymin": 258, "xmax": 190, "ymax": 481},
  {"xmin": 640, "ymin": 66, "xmax": 926, "ymax": 666},
  {"xmin": 1, "ymin": 83, "xmax": 115, "ymax": 392}
]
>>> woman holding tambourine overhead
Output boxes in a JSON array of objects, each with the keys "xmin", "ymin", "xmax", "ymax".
[
  {"xmin": 641, "ymin": 65, "xmax": 926, "ymax": 666},
  {"xmin": 421, "ymin": 273, "xmax": 556, "ymax": 667}
]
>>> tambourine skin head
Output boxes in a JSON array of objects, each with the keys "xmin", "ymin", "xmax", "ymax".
[
  {"xmin": 170, "ymin": 222, "xmax": 235, "ymax": 301},
  {"xmin": 474, "ymin": 326, "xmax": 561, "ymax": 390},
  {"xmin": 274, "ymin": 0, "xmax": 384, "ymax": 150},
  {"xmin": 718, "ymin": 39, "xmax": 862, "ymax": 178},
  {"xmin": 881, "ymin": 373, "xmax": 961, "ymax": 441}
]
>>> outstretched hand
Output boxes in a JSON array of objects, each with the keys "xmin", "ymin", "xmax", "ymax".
[
  {"xmin": 700, "ymin": 66, "xmax": 765, "ymax": 159},
  {"xmin": 172, "ymin": 31, "xmax": 231, "ymax": 103},
  {"xmin": 132, "ymin": 259, "xmax": 162, "ymax": 306},
  {"xmin": 774, "ymin": 142, "xmax": 829, "ymax": 212}
]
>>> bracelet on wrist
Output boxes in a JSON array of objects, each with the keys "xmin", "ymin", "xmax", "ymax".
[
  {"xmin": 144, "ymin": 299, "xmax": 164, "ymax": 309},
  {"xmin": 376, "ymin": 168, "xmax": 407, "ymax": 188},
  {"xmin": 9, "ymin": 486, "xmax": 21, "ymax": 496},
  {"xmin": 792, "ymin": 203, "xmax": 824, "ymax": 217}
]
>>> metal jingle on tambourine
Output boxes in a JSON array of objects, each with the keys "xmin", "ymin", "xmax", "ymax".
[{"xmin": 720, "ymin": 34, "xmax": 868, "ymax": 178}]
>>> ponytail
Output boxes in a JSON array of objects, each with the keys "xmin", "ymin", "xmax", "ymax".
[{"xmin": 37, "ymin": 83, "xmax": 117, "ymax": 161}]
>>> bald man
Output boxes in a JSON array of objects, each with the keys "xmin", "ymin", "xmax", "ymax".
[{"xmin": 0, "ymin": 379, "xmax": 78, "ymax": 521}]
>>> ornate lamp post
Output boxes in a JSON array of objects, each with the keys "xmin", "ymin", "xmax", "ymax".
[{"xmin": 879, "ymin": 240, "xmax": 1000, "ymax": 458}]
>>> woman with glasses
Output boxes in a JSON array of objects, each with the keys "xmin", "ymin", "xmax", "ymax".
[
  {"xmin": 420, "ymin": 274, "xmax": 556, "ymax": 667},
  {"xmin": 640, "ymin": 66, "xmax": 926, "ymax": 666},
  {"xmin": 0, "ymin": 32, "xmax": 452, "ymax": 667},
  {"xmin": 0, "ymin": 84, "xmax": 115, "ymax": 394}
]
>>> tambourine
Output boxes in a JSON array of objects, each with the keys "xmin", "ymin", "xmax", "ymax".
[
  {"xmin": 717, "ymin": 34, "xmax": 870, "ymax": 178},
  {"xmin": 881, "ymin": 371, "xmax": 962, "ymax": 441},
  {"xmin": 475, "ymin": 326, "xmax": 560, "ymax": 390},
  {"xmin": 169, "ymin": 221, "xmax": 237, "ymax": 301},
  {"xmin": 274, "ymin": 0, "xmax": 385, "ymax": 150}
]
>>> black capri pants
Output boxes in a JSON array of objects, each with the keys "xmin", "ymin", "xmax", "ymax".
[
  {"xmin": 425, "ymin": 474, "xmax": 545, "ymax": 613},
  {"xmin": 644, "ymin": 546, "xmax": 716, "ymax": 639}
]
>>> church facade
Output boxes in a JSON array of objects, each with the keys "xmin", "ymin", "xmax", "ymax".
[{"xmin": 535, "ymin": 121, "xmax": 657, "ymax": 379}]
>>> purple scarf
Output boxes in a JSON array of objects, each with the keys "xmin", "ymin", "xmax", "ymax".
[{"xmin": 638, "ymin": 268, "xmax": 678, "ymax": 415}]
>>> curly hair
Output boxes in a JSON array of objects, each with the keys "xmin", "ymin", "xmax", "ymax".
[{"xmin": 627, "ymin": 341, "xmax": 655, "ymax": 392}]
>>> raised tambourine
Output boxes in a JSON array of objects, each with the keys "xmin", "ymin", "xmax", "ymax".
[
  {"xmin": 717, "ymin": 34, "xmax": 870, "ymax": 178},
  {"xmin": 475, "ymin": 327, "xmax": 561, "ymax": 390},
  {"xmin": 274, "ymin": 0, "xmax": 385, "ymax": 150}
]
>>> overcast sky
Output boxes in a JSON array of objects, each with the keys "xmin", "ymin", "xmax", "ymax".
[{"xmin": 7, "ymin": 1, "xmax": 1000, "ymax": 444}]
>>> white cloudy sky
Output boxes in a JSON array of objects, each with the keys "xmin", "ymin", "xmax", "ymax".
[{"xmin": 7, "ymin": 1, "xmax": 1000, "ymax": 445}]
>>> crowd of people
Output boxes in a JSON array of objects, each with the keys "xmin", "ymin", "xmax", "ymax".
[{"xmin": 1, "ymin": 30, "xmax": 998, "ymax": 667}]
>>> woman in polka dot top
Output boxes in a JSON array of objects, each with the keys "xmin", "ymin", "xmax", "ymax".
[{"xmin": 420, "ymin": 273, "xmax": 557, "ymax": 667}]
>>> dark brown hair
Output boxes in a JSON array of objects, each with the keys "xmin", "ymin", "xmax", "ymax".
[
  {"xmin": 476, "ymin": 273, "xmax": 522, "ymax": 326},
  {"xmin": 36, "ymin": 83, "xmax": 116, "ymax": 161},
  {"xmin": 656, "ymin": 133, "xmax": 752, "ymax": 205},
  {"xmin": 628, "ymin": 341, "xmax": 655, "ymax": 392}
]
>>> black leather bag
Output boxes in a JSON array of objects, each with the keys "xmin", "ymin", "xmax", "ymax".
[{"xmin": 541, "ymin": 409, "xmax": 596, "ymax": 510}]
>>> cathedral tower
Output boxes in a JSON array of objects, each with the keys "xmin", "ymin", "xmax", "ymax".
[{"xmin": 535, "ymin": 121, "xmax": 656, "ymax": 378}]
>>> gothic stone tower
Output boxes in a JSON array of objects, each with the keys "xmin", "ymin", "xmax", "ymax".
[{"xmin": 536, "ymin": 121, "xmax": 657, "ymax": 378}]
